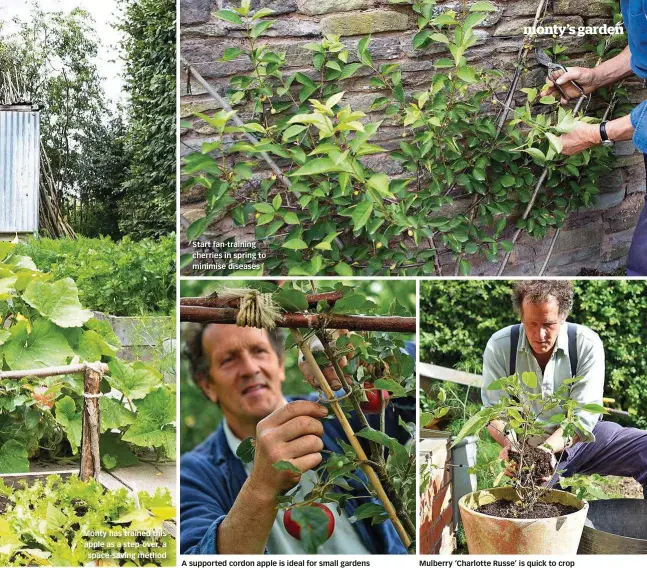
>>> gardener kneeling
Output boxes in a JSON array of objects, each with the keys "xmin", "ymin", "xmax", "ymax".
[{"xmin": 482, "ymin": 280, "xmax": 647, "ymax": 498}]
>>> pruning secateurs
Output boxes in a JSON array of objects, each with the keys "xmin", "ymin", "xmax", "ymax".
[{"xmin": 535, "ymin": 49, "xmax": 584, "ymax": 99}]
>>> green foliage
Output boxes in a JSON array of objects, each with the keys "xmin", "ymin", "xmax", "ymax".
[
  {"xmin": 452, "ymin": 371, "xmax": 605, "ymax": 510},
  {"xmin": 182, "ymin": 2, "xmax": 619, "ymax": 275},
  {"xmin": 116, "ymin": 0, "xmax": 176, "ymax": 239},
  {"xmin": 0, "ymin": 6, "xmax": 109, "ymax": 231},
  {"xmin": 73, "ymin": 116, "xmax": 131, "ymax": 240},
  {"xmin": 14, "ymin": 236, "xmax": 176, "ymax": 316},
  {"xmin": 0, "ymin": 242, "xmax": 175, "ymax": 472},
  {"xmin": 0, "ymin": 475, "xmax": 175, "ymax": 566},
  {"xmin": 420, "ymin": 279, "xmax": 647, "ymax": 427}
]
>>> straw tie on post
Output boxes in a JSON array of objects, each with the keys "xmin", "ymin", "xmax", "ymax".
[{"xmin": 218, "ymin": 288, "xmax": 282, "ymax": 329}]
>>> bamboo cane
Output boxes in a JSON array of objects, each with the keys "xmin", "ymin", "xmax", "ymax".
[{"xmin": 293, "ymin": 329, "xmax": 412, "ymax": 549}]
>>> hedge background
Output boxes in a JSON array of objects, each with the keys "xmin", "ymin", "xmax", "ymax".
[
  {"xmin": 180, "ymin": 0, "xmax": 647, "ymax": 275},
  {"xmin": 420, "ymin": 279, "xmax": 647, "ymax": 427}
]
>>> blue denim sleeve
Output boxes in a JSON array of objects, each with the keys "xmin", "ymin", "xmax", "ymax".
[
  {"xmin": 631, "ymin": 99, "xmax": 647, "ymax": 154},
  {"xmin": 180, "ymin": 450, "xmax": 273, "ymax": 554}
]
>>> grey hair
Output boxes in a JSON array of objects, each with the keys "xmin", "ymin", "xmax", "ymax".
[{"xmin": 511, "ymin": 280, "xmax": 574, "ymax": 318}]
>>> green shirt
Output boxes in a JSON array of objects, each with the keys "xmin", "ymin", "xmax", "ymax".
[{"xmin": 481, "ymin": 322, "xmax": 605, "ymax": 443}]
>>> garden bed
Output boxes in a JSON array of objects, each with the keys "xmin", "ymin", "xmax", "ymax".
[{"xmin": 0, "ymin": 471, "xmax": 176, "ymax": 566}]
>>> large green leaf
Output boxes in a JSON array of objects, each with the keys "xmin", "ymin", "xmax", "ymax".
[
  {"xmin": 55, "ymin": 396, "xmax": 82, "ymax": 454},
  {"xmin": 3, "ymin": 319, "xmax": 74, "ymax": 370},
  {"xmin": 84, "ymin": 318, "xmax": 122, "ymax": 355},
  {"xmin": 22, "ymin": 277, "xmax": 93, "ymax": 328},
  {"xmin": 107, "ymin": 359, "xmax": 161, "ymax": 400},
  {"xmin": 99, "ymin": 432, "xmax": 139, "ymax": 467},
  {"xmin": 0, "ymin": 439, "xmax": 29, "ymax": 473},
  {"xmin": 64, "ymin": 328, "xmax": 106, "ymax": 362},
  {"xmin": 100, "ymin": 397, "xmax": 136, "ymax": 431},
  {"xmin": 0, "ymin": 275, "xmax": 17, "ymax": 301},
  {"xmin": 122, "ymin": 388, "xmax": 176, "ymax": 457}
]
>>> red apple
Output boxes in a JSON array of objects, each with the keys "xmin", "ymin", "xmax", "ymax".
[
  {"xmin": 283, "ymin": 503, "xmax": 335, "ymax": 541},
  {"xmin": 360, "ymin": 382, "xmax": 390, "ymax": 414}
]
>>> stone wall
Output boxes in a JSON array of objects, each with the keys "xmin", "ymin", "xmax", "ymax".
[
  {"xmin": 180, "ymin": 0, "xmax": 647, "ymax": 275},
  {"xmin": 420, "ymin": 435, "xmax": 454, "ymax": 554}
]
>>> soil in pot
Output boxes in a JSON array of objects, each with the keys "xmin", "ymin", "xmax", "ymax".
[
  {"xmin": 508, "ymin": 445, "xmax": 554, "ymax": 485},
  {"xmin": 477, "ymin": 499, "xmax": 578, "ymax": 519}
]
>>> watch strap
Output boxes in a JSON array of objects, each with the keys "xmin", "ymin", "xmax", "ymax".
[{"xmin": 600, "ymin": 121, "xmax": 610, "ymax": 142}]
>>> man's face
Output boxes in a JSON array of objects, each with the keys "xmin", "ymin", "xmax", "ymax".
[
  {"xmin": 520, "ymin": 297, "xmax": 564, "ymax": 355},
  {"xmin": 200, "ymin": 324, "xmax": 286, "ymax": 431}
]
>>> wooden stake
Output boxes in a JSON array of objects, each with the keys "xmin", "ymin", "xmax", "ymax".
[
  {"xmin": 80, "ymin": 365, "xmax": 102, "ymax": 481},
  {"xmin": 181, "ymin": 306, "xmax": 416, "ymax": 332}
]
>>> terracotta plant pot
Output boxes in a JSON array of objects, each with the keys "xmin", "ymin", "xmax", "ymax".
[{"xmin": 459, "ymin": 487, "xmax": 589, "ymax": 554}]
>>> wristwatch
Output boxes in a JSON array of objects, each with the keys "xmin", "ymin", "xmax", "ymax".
[{"xmin": 600, "ymin": 121, "xmax": 614, "ymax": 148}]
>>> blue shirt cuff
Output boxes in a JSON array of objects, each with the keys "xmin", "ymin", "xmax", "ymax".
[
  {"xmin": 630, "ymin": 99, "xmax": 647, "ymax": 154},
  {"xmin": 192, "ymin": 515, "xmax": 224, "ymax": 554}
]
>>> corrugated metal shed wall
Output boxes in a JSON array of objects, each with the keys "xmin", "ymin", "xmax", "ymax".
[{"xmin": 0, "ymin": 107, "xmax": 40, "ymax": 233}]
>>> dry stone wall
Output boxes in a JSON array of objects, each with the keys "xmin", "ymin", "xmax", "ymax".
[{"xmin": 180, "ymin": 0, "xmax": 647, "ymax": 275}]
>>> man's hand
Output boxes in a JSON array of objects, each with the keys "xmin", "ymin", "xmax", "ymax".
[
  {"xmin": 498, "ymin": 444, "xmax": 519, "ymax": 478},
  {"xmin": 537, "ymin": 445, "xmax": 558, "ymax": 482},
  {"xmin": 559, "ymin": 121, "xmax": 600, "ymax": 156},
  {"xmin": 541, "ymin": 67, "xmax": 599, "ymax": 104},
  {"xmin": 248, "ymin": 401, "xmax": 328, "ymax": 500}
]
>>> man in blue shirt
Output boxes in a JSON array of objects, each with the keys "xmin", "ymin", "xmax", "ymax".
[
  {"xmin": 180, "ymin": 323, "xmax": 413, "ymax": 555},
  {"xmin": 543, "ymin": 0, "xmax": 647, "ymax": 275}
]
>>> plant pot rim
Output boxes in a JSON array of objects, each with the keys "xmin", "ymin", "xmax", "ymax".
[{"xmin": 459, "ymin": 486, "xmax": 589, "ymax": 523}]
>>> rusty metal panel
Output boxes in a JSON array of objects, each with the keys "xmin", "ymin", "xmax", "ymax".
[{"xmin": 0, "ymin": 106, "xmax": 40, "ymax": 233}]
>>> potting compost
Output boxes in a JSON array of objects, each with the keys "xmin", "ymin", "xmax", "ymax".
[{"xmin": 476, "ymin": 499, "xmax": 578, "ymax": 519}]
